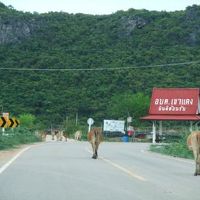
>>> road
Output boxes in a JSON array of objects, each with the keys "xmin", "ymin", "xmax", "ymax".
[{"xmin": 0, "ymin": 139, "xmax": 199, "ymax": 200}]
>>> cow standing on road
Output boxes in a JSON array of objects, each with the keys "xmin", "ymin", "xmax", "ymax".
[
  {"xmin": 187, "ymin": 131, "xmax": 200, "ymax": 176},
  {"xmin": 74, "ymin": 130, "xmax": 82, "ymax": 141},
  {"xmin": 35, "ymin": 131, "xmax": 47, "ymax": 141},
  {"xmin": 87, "ymin": 127, "xmax": 103, "ymax": 159},
  {"xmin": 62, "ymin": 131, "xmax": 68, "ymax": 141},
  {"xmin": 51, "ymin": 130, "xmax": 63, "ymax": 141}
]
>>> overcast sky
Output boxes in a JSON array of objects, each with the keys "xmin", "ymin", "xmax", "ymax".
[{"xmin": 1, "ymin": 0, "xmax": 200, "ymax": 14}]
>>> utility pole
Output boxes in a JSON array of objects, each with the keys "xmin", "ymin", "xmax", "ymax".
[{"xmin": 75, "ymin": 112, "xmax": 78, "ymax": 126}]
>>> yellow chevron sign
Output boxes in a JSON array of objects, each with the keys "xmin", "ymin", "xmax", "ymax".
[
  {"xmin": 0, "ymin": 117, "xmax": 20, "ymax": 128},
  {"xmin": 7, "ymin": 118, "xmax": 20, "ymax": 128},
  {"xmin": 0, "ymin": 117, "xmax": 7, "ymax": 128},
  {"xmin": 15, "ymin": 119, "xmax": 20, "ymax": 127}
]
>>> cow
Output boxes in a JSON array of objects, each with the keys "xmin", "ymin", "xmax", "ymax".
[
  {"xmin": 62, "ymin": 131, "xmax": 68, "ymax": 141},
  {"xmin": 87, "ymin": 127, "xmax": 103, "ymax": 159},
  {"xmin": 51, "ymin": 129, "xmax": 63, "ymax": 141},
  {"xmin": 187, "ymin": 131, "xmax": 200, "ymax": 176},
  {"xmin": 74, "ymin": 130, "xmax": 82, "ymax": 141},
  {"xmin": 51, "ymin": 130, "xmax": 56, "ymax": 140},
  {"xmin": 35, "ymin": 130, "xmax": 47, "ymax": 141},
  {"xmin": 57, "ymin": 130, "xmax": 64, "ymax": 141},
  {"xmin": 41, "ymin": 131, "xmax": 47, "ymax": 141}
]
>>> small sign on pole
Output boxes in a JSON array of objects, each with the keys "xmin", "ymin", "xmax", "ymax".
[
  {"xmin": 127, "ymin": 117, "xmax": 132, "ymax": 123},
  {"xmin": 87, "ymin": 118, "xmax": 94, "ymax": 132}
]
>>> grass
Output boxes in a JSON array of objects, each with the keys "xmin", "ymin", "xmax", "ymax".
[
  {"xmin": 150, "ymin": 132, "xmax": 193, "ymax": 159},
  {"xmin": 0, "ymin": 127, "xmax": 41, "ymax": 150}
]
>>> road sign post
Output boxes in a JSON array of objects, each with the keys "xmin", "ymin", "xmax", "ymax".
[
  {"xmin": 152, "ymin": 121, "xmax": 156, "ymax": 144},
  {"xmin": 87, "ymin": 118, "xmax": 94, "ymax": 132},
  {"xmin": 0, "ymin": 116, "xmax": 7, "ymax": 135}
]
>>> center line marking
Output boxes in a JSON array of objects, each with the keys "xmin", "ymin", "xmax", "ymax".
[
  {"xmin": 100, "ymin": 156, "xmax": 147, "ymax": 181},
  {"xmin": 85, "ymin": 147, "xmax": 147, "ymax": 181}
]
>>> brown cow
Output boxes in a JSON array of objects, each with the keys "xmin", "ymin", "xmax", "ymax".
[
  {"xmin": 187, "ymin": 131, "xmax": 200, "ymax": 176},
  {"xmin": 87, "ymin": 127, "xmax": 103, "ymax": 159},
  {"xmin": 51, "ymin": 129, "xmax": 63, "ymax": 141},
  {"xmin": 62, "ymin": 131, "xmax": 68, "ymax": 141}
]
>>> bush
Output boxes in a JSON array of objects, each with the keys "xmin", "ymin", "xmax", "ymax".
[
  {"xmin": 62, "ymin": 119, "xmax": 89, "ymax": 140},
  {"xmin": 150, "ymin": 132, "xmax": 193, "ymax": 159},
  {"xmin": 0, "ymin": 127, "xmax": 40, "ymax": 150}
]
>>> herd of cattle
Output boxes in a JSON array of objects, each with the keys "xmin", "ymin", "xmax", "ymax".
[
  {"xmin": 37, "ymin": 129, "xmax": 83, "ymax": 142},
  {"xmin": 37, "ymin": 127, "xmax": 103, "ymax": 160},
  {"xmin": 37, "ymin": 128, "xmax": 200, "ymax": 175}
]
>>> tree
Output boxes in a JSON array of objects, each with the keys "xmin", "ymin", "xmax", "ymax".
[
  {"xmin": 107, "ymin": 92, "xmax": 150, "ymax": 126},
  {"xmin": 19, "ymin": 113, "xmax": 36, "ymax": 129}
]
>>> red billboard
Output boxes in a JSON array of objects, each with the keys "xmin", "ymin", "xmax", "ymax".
[{"xmin": 149, "ymin": 88, "xmax": 200, "ymax": 115}]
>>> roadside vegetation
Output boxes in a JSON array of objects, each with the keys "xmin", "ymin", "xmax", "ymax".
[
  {"xmin": 0, "ymin": 127, "xmax": 41, "ymax": 150},
  {"xmin": 0, "ymin": 114, "xmax": 41, "ymax": 150},
  {"xmin": 150, "ymin": 132, "xmax": 193, "ymax": 159}
]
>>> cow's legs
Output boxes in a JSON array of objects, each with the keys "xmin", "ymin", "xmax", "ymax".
[
  {"xmin": 193, "ymin": 150, "xmax": 198, "ymax": 176},
  {"xmin": 95, "ymin": 142, "xmax": 100, "ymax": 158},
  {"xmin": 52, "ymin": 132, "xmax": 55, "ymax": 140},
  {"xmin": 92, "ymin": 145, "xmax": 97, "ymax": 159},
  {"xmin": 92, "ymin": 153, "xmax": 97, "ymax": 159},
  {"xmin": 193, "ymin": 149, "xmax": 200, "ymax": 176},
  {"xmin": 196, "ymin": 163, "xmax": 200, "ymax": 175},
  {"xmin": 92, "ymin": 149, "xmax": 97, "ymax": 159},
  {"xmin": 196, "ymin": 151, "xmax": 200, "ymax": 175},
  {"xmin": 91, "ymin": 142, "xmax": 98, "ymax": 159},
  {"xmin": 92, "ymin": 142, "xmax": 100, "ymax": 159},
  {"xmin": 194, "ymin": 160, "xmax": 200, "ymax": 176}
]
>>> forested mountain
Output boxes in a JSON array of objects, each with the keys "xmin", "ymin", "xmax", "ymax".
[{"xmin": 0, "ymin": 2, "xmax": 200, "ymax": 127}]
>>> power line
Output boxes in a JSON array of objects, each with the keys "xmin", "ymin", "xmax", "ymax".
[{"xmin": 0, "ymin": 60, "xmax": 199, "ymax": 72}]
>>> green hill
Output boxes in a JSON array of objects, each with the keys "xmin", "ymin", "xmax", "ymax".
[{"xmin": 0, "ymin": 2, "xmax": 200, "ymax": 127}]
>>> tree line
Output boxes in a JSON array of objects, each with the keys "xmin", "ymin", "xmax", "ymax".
[{"xmin": 0, "ymin": 3, "xmax": 200, "ymax": 128}]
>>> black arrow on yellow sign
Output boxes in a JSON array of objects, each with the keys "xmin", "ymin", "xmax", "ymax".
[
  {"xmin": 15, "ymin": 119, "xmax": 19, "ymax": 127},
  {"xmin": 8, "ymin": 118, "xmax": 20, "ymax": 128},
  {"xmin": 8, "ymin": 118, "xmax": 14, "ymax": 128},
  {"xmin": 0, "ymin": 117, "xmax": 7, "ymax": 128}
]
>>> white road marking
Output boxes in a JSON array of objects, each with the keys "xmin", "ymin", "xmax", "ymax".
[
  {"xmin": 85, "ymin": 147, "xmax": 147, "ymax": 181},
  {"xmin": 0, "ymin": 146, "xmax": 31, "ymax": 174}
]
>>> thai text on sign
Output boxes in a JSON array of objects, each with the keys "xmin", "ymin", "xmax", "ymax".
[{"xmin": 149, "ymin": 88, "xmax": 200, "ymax": 115}]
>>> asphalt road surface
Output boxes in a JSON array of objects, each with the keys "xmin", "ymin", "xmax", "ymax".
[{"xmin": 0, "ymin": 139, "xmax": 199, "ymax": 200}]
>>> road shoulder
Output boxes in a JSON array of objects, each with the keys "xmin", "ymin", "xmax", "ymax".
[{"xmin": 0, "ymin": 143, "xmax": 38, "ymax": 168}]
